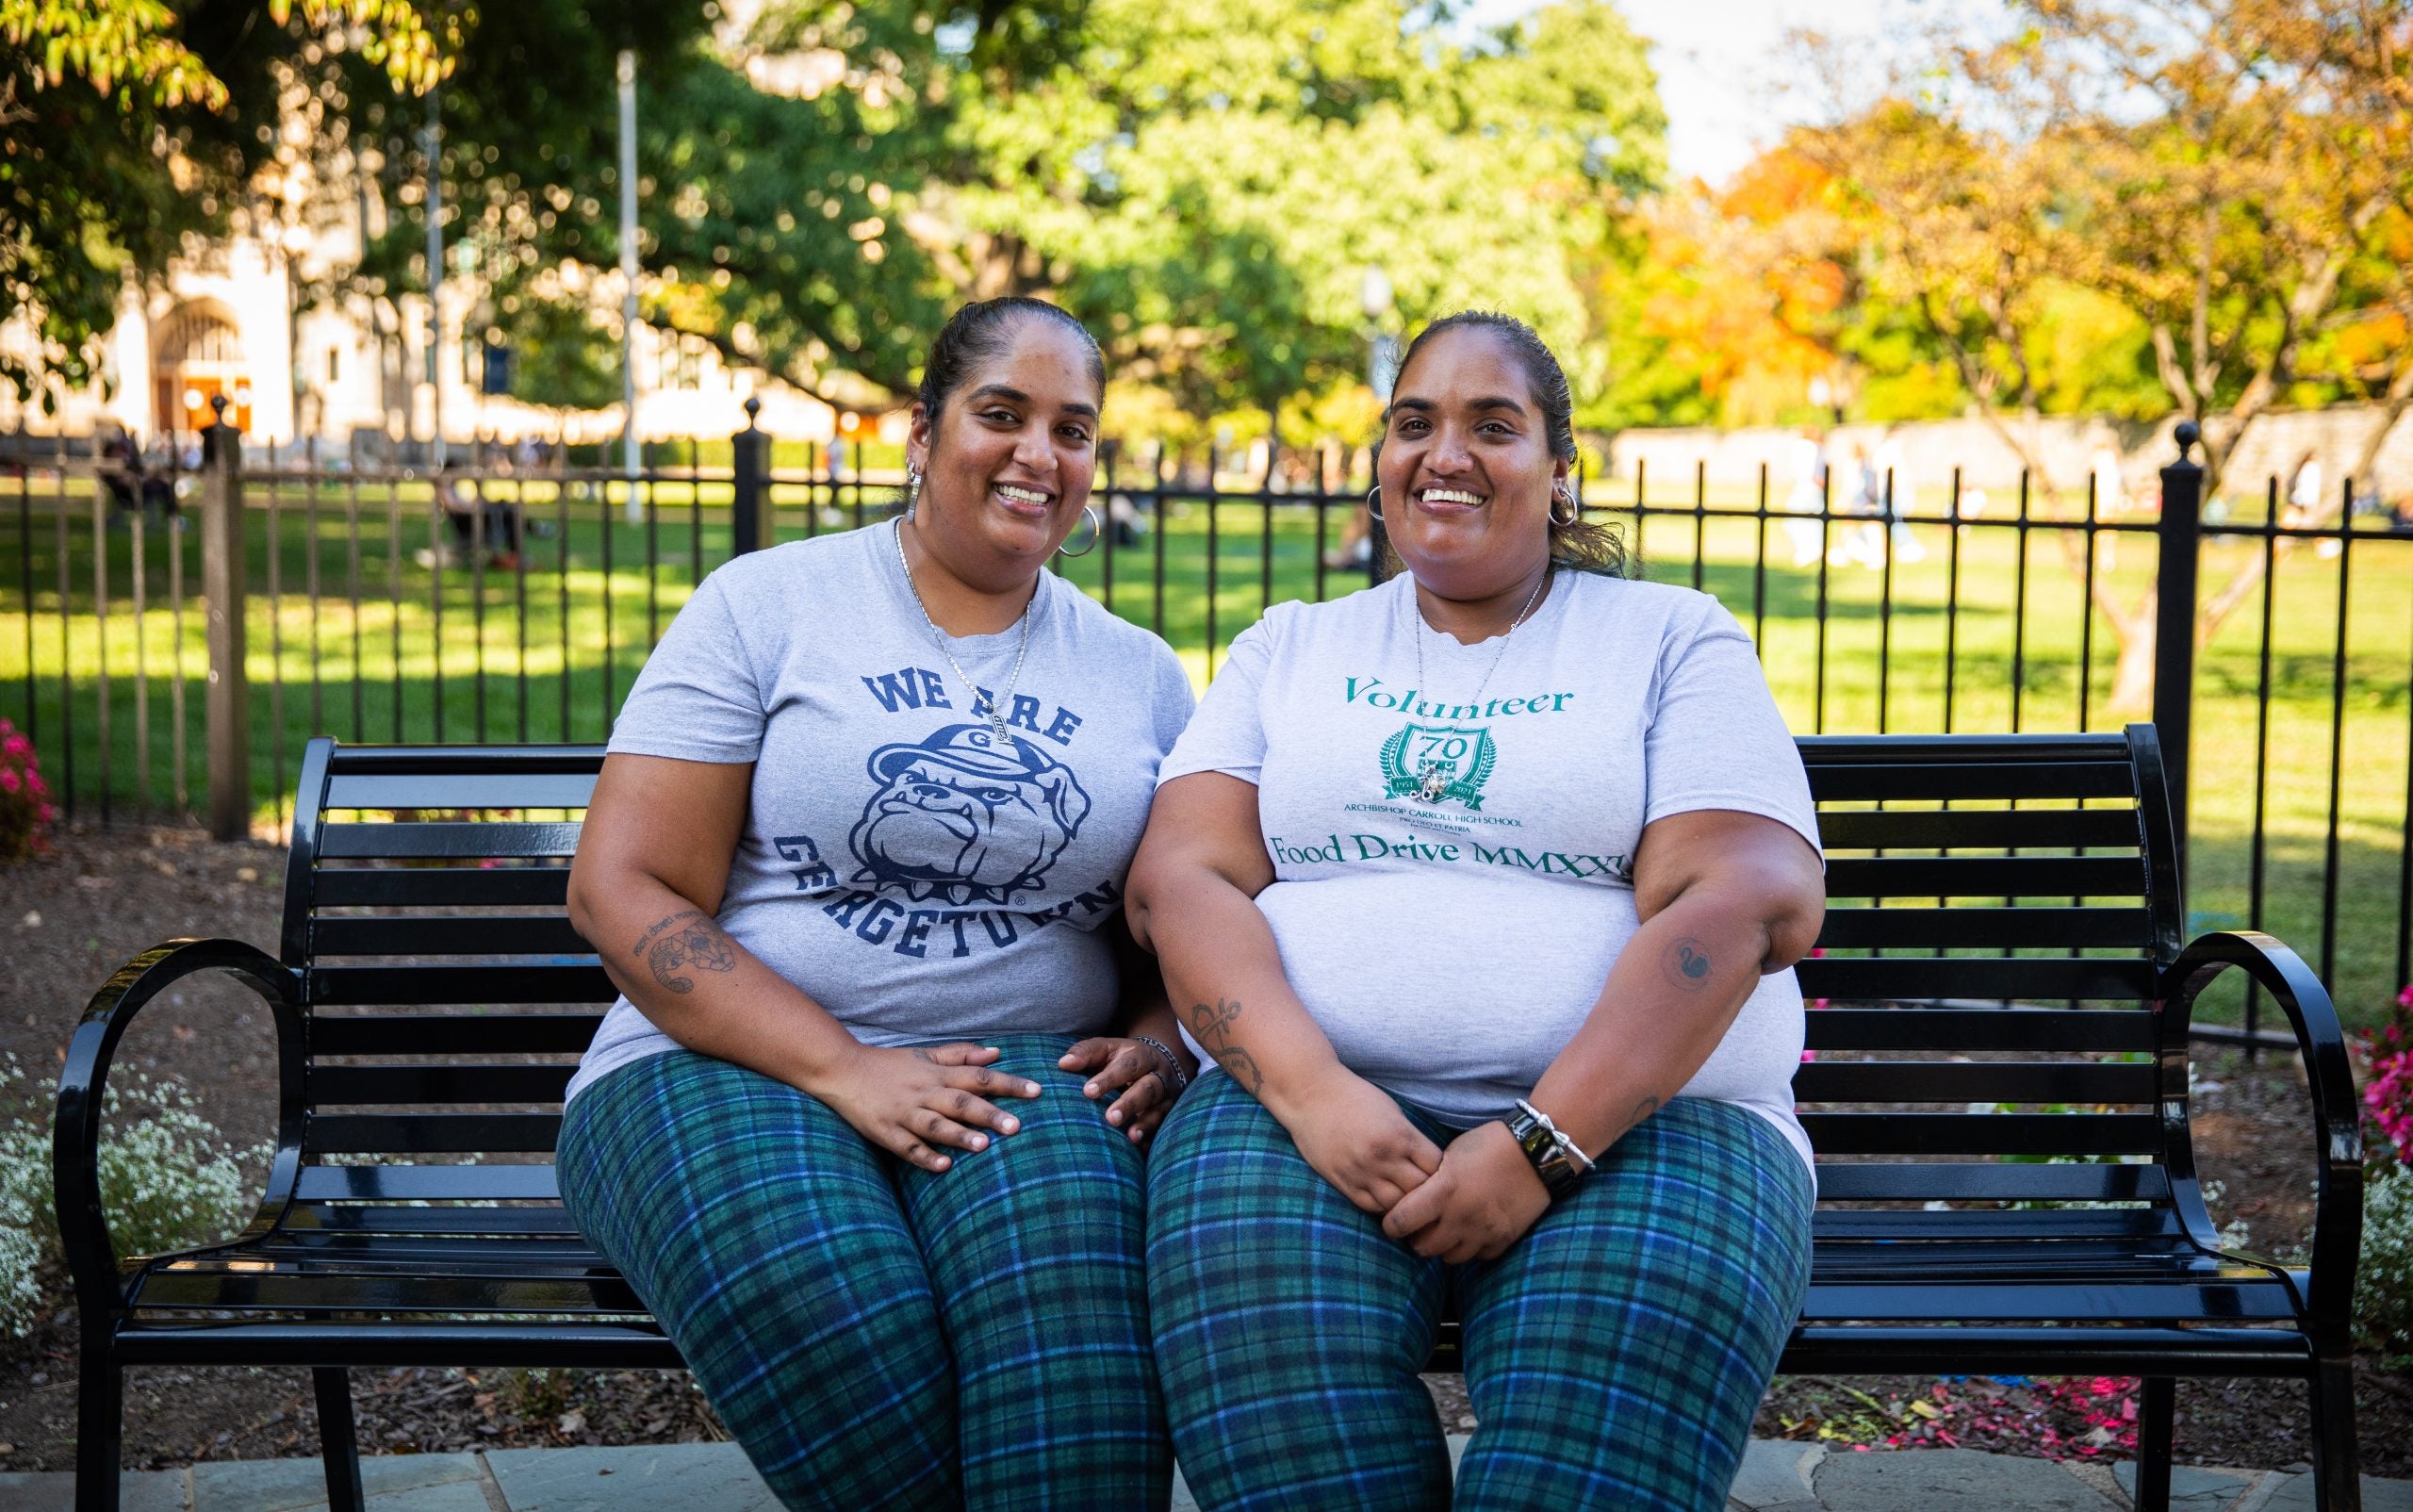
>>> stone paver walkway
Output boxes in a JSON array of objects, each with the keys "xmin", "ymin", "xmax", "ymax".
[{"xmin": 3, "ymin": 1439, "xmax": 2407, "ymax": 1511}]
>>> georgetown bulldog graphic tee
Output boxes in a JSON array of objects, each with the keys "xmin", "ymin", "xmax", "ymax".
[
  {"xmin": 1157, "ymin": 569, "xmax": 1823, "ymax": 1171},
  {"xmin": 564, "ymin": 522, "xmax": 1194, "ymax": 1104}
]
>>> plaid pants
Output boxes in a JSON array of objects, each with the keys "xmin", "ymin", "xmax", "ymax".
[
  {"xmin": 557, "ymin": 1039, "xmax": 1170, "ymax": 1512},
  {"xmin": 1145, "ymin": 1073, "xmax": 1813, "ymax": 1512}
]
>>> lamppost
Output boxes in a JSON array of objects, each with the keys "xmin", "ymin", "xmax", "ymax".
[
  {"xmin": 618, "ymin": 48, "xmax": 642, "ymax": 523},
  {"xmin": 1361, "ymin": 268, "xmax": 1399, "ymax": 401},
  {"xmin": 423, "ymin": 85, "xmax": 446, "ymax": 470},
  {"xmin": 1360, "ymin": 268, "xmax": 1398, "ymax": 580},
  {"xmin": 282, "ymin": 221, "xmax": 315, "ymax": 453}
]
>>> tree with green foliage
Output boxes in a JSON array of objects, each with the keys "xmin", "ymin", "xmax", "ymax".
[
  {"xmin": 314, "ymin": 0, "xmax": 1664, "ymax": 424},
  {"xmin": 0, "ymin": 0, "xmax": 457, "ymax": 404}
]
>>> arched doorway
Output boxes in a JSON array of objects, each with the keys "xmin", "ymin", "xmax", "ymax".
[{"xmin": 152, "ymin": 303, "xmax": 253, "ymax": 436}]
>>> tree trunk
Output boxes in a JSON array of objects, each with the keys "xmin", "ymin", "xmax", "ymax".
[{"xmin": 2107, "ymin": 609, "xmax": 2159, "ymax": 717}]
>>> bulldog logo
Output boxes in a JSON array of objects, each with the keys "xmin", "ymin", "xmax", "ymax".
[{"xmin": 848, "ymin": 724, "xmax": 1092, "ymax": 905}]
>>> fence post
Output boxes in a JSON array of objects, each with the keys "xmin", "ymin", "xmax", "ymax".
[
  {"xmin": 200, "ymin": 397, "xmax": 250, "ymax": 841},
  {"xmin": 2153, "ymin": 419, "xmax": 2204, "ymax": 866},
  {"xmin": 730, "ymin": 397, "xmax": 767, "ymax": 555}
]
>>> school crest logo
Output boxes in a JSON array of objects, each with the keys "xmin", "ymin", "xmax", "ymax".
[
  {"xmin": 849, "ymin": 724, "xmax": 1092, "ymax": 905},
  {"xmin": 1381, "ymin": 722, "xmax": 1497, "ymax": 810}
]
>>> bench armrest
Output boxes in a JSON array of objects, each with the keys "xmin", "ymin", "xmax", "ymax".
[
  {"xmin": 50, "ymin": 938, "xmax": 304, "ymax": 1325},
  {"xmin": 2159, "ymin": 929, "xmax": 2362, "ymax": 1350}
]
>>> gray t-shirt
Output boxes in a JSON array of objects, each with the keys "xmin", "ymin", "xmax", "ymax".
[
  {"xmin": 565, "ymin": 522, "xmax": 1195, "ymax": 1103},
  {"xmin": 1157, "ymin": 570, "xmax": 1821, "ymax": 1171}
]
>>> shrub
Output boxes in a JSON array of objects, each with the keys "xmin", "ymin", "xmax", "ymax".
[
  {"xmin": 2362, "ymin": 985, "xmax": 2413, "ymax": 1165},
  {"xmin": 2359, "ymin": 1161, "xmax": 2413, "ymax": 1356},
  {"xmin": 0, "ymin": 718, "xmax": 56, "ymax": 862},
  {"xmin": 0, "ymin": 1058, "xmax": 271, "ymax": 1337}
]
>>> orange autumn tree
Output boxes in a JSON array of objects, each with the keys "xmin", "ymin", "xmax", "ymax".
[
  {"xmin": 1795, "ymin": 0, "xmax": 2413, "ymax": 713},
  {"xmin": 1591, "ymin": 145, "xmax": 1855, "ymax": 430}
]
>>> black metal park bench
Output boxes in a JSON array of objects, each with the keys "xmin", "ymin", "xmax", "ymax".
[{"xmin": 55, "ymin": 728, "xmax": 2363, "ymax": 1511}]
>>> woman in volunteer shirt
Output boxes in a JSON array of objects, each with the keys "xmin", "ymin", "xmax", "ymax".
[
  {"xmin": 557, "ymin": 297, "xmax": 1198, "ymax": 1512},
  {"xmin": 1128, "ymin": 311, "xmax": 1826, "ymax": 1512}
]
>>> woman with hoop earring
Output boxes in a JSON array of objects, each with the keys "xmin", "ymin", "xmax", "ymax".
[{"xmin": 558, "ymin": 297, "xmax": 1198, "ymax": 1510}]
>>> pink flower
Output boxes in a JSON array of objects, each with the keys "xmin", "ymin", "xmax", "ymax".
[
  {"xmin": 2399, "ymin": 984, "xmax": 2413, "ymax": 1010},
  {"xmin": 36, "ymin": 803, "xmax": 54, "ymax": 823},
  {"xmin": 0, "ymin": 768, "xmax": 18, "ymax": 795},
  {"xmin": 1, "ymin": 733, "xmax": 25, "ymax": 758},
  {"xmin": 25, "ymin": 771, "xmax": 45, "ymax": 797}
]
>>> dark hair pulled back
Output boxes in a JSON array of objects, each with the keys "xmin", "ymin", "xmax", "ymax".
[
  {"xmin": 916, "ymin": 296, "xmax": 1106, "ymax": 425},
  {"xmin": 1387, "ymin": 310, "xmax": 1624, "ymax": 576}
]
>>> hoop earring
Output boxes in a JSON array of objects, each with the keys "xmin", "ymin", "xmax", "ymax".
[
  {"xmin": 1366, "ymin": 485, "xmax": 1383, "ymax": 519},
  {"xmin": 1057, "ymin": 505, "xmax": 1102, "ymax": 557},
  {"xmin": 1550, "ymin": 485, "xmax": 1581, "ymax": 527},
  {"xmin": 905, "ymin": 467, "xmax": 924, "ymax": 518}
]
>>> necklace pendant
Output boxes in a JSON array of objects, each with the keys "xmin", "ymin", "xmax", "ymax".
[
  {"xmin": 988, "ymin": 714, "xmax": 1010, "ymax": 747},
  {"xmin": 1417, "ymin": 766, "xmax": 1450, "ymax": 803}
]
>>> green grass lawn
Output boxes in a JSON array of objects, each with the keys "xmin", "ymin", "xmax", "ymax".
[{"xmin": 6, "ymin": 470, "xmax": 2408, "ymax": 1028}]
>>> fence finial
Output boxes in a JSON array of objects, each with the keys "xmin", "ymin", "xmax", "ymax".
[
  {"xmin": 209, "ymin": 393, "xmax": 228, "ymax": 422},
  {"xmin": 2174, "ymin": 419, "xmax": 2199, "ymax": 463},
  {"xmin": 743, "ymin": 395, "xmax": 762, "ymax": 429}
]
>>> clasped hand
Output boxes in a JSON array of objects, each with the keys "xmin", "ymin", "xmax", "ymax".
[{"xmin": 1284, "ymin": 1068, "xmax": 1551, "ymax": 1263}]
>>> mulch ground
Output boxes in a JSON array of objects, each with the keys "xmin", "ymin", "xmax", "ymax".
[{"xmin": 0, "ymin": 821, "xmax": 2404, "ymax": 1475}]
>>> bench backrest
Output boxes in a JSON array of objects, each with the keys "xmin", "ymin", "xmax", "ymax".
[
  {"xmin": 1791, "ymin": 728, "xmax": 2184, "ymax": 1209},
  {"xmin": 284, "ymin": 741, "xmax": 605, "ymax": 1209},
  {"xmin": 281, "ymin": 728, "xmax": 2184, "ymax": 1217}
]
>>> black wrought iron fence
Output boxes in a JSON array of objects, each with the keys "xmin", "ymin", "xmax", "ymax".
[{"xmin": 6, "ymin": 414, "xmax": 2410, "ymax": 1042}]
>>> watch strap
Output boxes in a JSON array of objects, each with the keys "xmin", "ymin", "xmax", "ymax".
[{"xmin": 1504, "ymin": 1101, "xmax": 1587, "ymax": 1200}]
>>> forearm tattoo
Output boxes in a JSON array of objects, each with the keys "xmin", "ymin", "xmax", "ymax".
[
  {"xmin": 1183, "ymin": 995, "xmax": 1263, "ymax": 1094},
  {"xmin": 630, "ymin": 909, "xmax": 737, "ymax": 994},
  {"xmin": 1617, "ymin": 1093, "xmax": 1663, "ymax": 1139}
]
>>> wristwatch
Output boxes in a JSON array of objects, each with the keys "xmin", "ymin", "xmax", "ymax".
[{"xmin": 1504, "ymin": 1099, "xmax": 1596, "ymax": 1201}]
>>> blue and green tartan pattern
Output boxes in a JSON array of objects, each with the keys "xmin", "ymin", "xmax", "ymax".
[
  {"xmin": 556, "ymin": 1038, "xmax": 1171, "ymax": 1512},
  {"xmin": 1146, "ymin": 1072, "xmax": 1814, "ymax": 1512}
]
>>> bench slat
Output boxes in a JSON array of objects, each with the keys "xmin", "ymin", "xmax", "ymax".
[
  {"xmin": 294, "ymin": 1164, "xmax": 561, "ymax": 1202},
  {"xmin": 1815, "ymin": 808, "xmax": 2141, "ymax": 851},
  {"xmin": 325, "ymin": 772, "xmax": 598, "ymax": 811},
  {"xmin": 1814, "ymin": 1208, "xmax": 2186, "ymax": 1242},
  {"xmin": 1813, "ymin": 1161, "xmax": 2169, "ymax": 1203},
  {"xmin": 1796, "ymin": 1113, "xmax": 2160, "ymax": 1157},
  {"xmin": 277, "ymin": 1205, "xmax": 582, "ymax": 1236},
  {"xmin": 314, "ymin": 868, "xmax": 573, "ymax": 908},
  {"xmin": 313, "ymin": 1063, "xmax": 576, "ymax": 1105},
  {"xmin": 1807, "ymin": 763, "xmax": 2134, "ymax": 802},
  {"xmin": 1796, "ymin": 956, "xmax": 2157, "ymax": 1001},
  {"xmin": 307, "ymin": 1113, "xmax": 564, "ymax": 1155},
  {"xmin": 1793, "ymin": 1060, "xmax": 2156, "ymax": 1105},
  {"xmin": 312, "ymin": 916, "xmax": 594, "ymax": 958},
  {"xmin": 1801, "ymin": 1279, "xmax": 2297, "ymax": 1323},
  {"xmin": 310, "ymin": 1012, "xmax": 602, "ymax": 1055},
  {"xmin": 1803, "ymin": 1010, "xmax": 2157, "ymax": 1053},
  {"xmin": 134, "ymin": 1270, "xmax": 635, "ymax": 1316},
  {"xmin": 318, "ymin": 822, "xmax": 583, "ymax": 861},
  {"xmin": 1797, "ymin": 733, "xmax": 2132, "ymax": 764},
  {"xmin": 1816, "ymin": 907, "xmax": 2151, "ymax": 950},
  {"xmin": 310, "ymin": 965, "xmax": 616, "ymax": 1006},
  {"xmin": 249, "ymin": 1233, "xmax": 602, "ymax": 1265},
  {"xmin": 1823, "ymin": 855, "xmax": 2146, "ymax": 897}
]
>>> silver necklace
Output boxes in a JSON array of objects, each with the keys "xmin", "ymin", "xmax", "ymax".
[
  {"xmin": 1410, "ymin": 568, "xmax": 1551, "ymax": 803},
  {"xmin": 894, "ymin": 517, "xmax": 1034, "ymax": 747}
]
